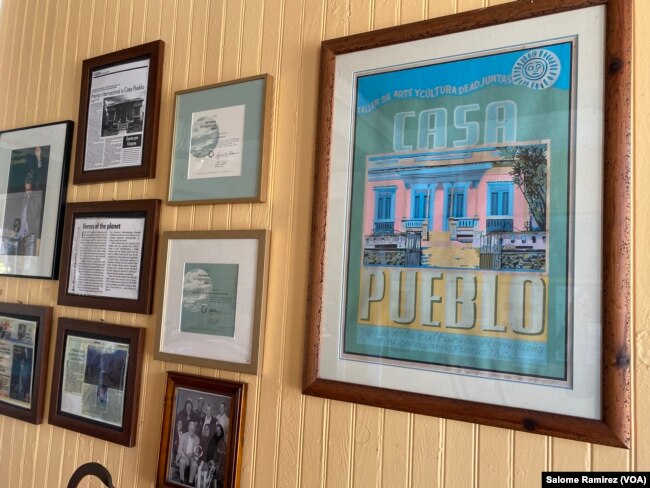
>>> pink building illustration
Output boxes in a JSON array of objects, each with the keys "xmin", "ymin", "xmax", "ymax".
[{"xmin": 362, "ymin": 143, "xmax": 548, "ymax": 271}]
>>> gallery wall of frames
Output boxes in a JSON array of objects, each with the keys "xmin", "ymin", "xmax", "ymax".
[{"xmin": 0, "ymin": 0, "xmax": 639, "ymax": 487}]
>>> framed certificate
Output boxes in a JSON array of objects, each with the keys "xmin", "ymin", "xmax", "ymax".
[
  {"xmin": 57, "ymin": 200, "xmax": 161, "ymax": 314},
  {"xmin": 48, "ymin": 318, "xmax": 144, "ymax": 446},
  {"xmin": 155, "ymin": 230, "xmax": 270, "ymax": 374},
  {"xmin": 0, "ymin": 302, "xmax": 52, "ymax": 424},
  {"xmin": 167, "ymin": 75, "xmax": 273, "ymax": 204},
  {"xmin": 74, "ymin": 41, "xmax": 164, "ymax": 184},
  {"xmin": 303, "ymin": 0, "xmax": 631, "ymax": 447}
]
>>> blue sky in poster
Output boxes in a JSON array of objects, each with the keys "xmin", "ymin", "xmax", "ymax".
[{"xmin": 356, "ymin": 41, "xmax": 572, "ymax": 111}]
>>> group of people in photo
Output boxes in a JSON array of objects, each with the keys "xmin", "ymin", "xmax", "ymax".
[{"xmin": 171, "ymin": 394, "xmax": 230, "ymax": 488}]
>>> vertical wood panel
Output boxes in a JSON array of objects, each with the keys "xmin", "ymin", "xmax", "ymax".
[
  {"xmin": 400, "ymin": 0, "xmax": 424, "ymax": 24},
  {"xmin": 382, "ymin": 410, "xmax": 411, "ymax": 488},
  {"xmin": 0, "ymin": 0, "xmax": 21, "ymax": 128},
  {"xmin": 457, "ymin": 0, "xmax": 485, "ymax": 12},
  {"xmin": 477, "ymin": 426, "xmax": 511, "ymax": 488},
  {"xmin": 325, "ymin": 401, "xmax": 354, "ymax": 488},
  {"xmin": 411, "ymin": 416, "xmax": 441, "ymax": 488},
  {"xmin": 10, "ymin": 0, "xmax": 36, "ymax": 128},
  {"xmin": 551, "ymin": 439, "xmax": 590, "ymax": 471},
  {"xmin": 352, "ymin": 405, "xmax": 382, "ymax": 487},
  {"xmin": 512, "ymin": 432, "xmax": 546, "ymax": 488},
  {"xmin": 444, "ymin": 421, "xmax": 473, "ymax": 488},
  {"xmin": 299, "ymin": 396, "xmax": 326, "ymax": 487}
]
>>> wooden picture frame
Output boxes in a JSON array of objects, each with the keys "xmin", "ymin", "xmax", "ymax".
[
  {"xmin": 74, "ymin": 40, "xmax": 164, "ymax": 184},
  {"xmin": 167, "ymin": 74, "xmax": 273, "ymax": 205},
  {"xmin": 154, "ymin": 230, "xmax": 270, "ymax": 374},
  {"xmin": 57, "ymin": 199, "xmax": 161, "ymax": 314},
  {"xmin": 0, "ymin": 121, "xmax": 74, "ymax": 279},
  {"xmin": 156, "ymin": 372, "xmax": 246, "ymax": 488},
  {"xmin": 0, "ymin": 302, "xmax": 52, "ymax": 424},
  {"xmin": 303, "ymin": 0, "xmax": 631, "ymax": 447},
  {"xmin": 48, "ymin": 318, "xmax": 145, "ymax": 447}
]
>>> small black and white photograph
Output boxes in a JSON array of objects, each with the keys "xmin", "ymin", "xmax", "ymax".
[
  {"xmin": 0, "ymin": 145, "xmax": 50, "ymax": 257},
  {"xmin": 167, "ymin": 387, "xmax": 231, "ymax": 488},
  {"xmin": 101, "ymin": 94, "xmax": 145, "ymax": 137}
]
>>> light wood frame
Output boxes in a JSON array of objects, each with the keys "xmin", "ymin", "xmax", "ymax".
[{"xmin": 303, "ymin": 0, "xmax": 631, "ymax": 447}]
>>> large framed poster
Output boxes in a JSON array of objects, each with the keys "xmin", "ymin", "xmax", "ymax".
[{"xmin": 303, "ymin": 0, "xmax": 631, "ymax": 447}]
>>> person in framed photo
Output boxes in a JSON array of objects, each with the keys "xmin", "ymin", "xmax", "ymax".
[
  {"xmin": 194, "ymin": 396, "xmax": 206, "ymax": 419},
  {"xmin": 200, "ymin": 403, "xmax": 217, "ymax": 435},
  {"xmin": 216, "ymin": 400, "xmax": 229, "ymax": 436},
  {"xmin": 176, "ymin": 398, "xmax": 199, "ymax": 431},
  {"xmin": 209, "ymin": 423, "xmax": 227, "ymax": 488},
  {"xmin": 176, "ymin": 420, "xmax": 200, "ymax": 484}
]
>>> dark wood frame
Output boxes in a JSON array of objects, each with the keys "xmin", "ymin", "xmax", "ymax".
[
  {"xmin": 154, "ymin": 230, "xmax": 270, "ymax": 374},
  {"xmin": 0, "ymin": 120, "xmax": 74, "ymax": 279},
  {"xmin": 303, "ymin": 0, "xmax": 631, "ymax": 447},
  {"xmin": 57, "ymin": 199, "xmax": 161, "ymax": 314},
  {"xmin": 167, "ymin": 74, "xmax": 274, "ymax": 205},
  {"xmin": 0, "ymin": 303, "xmax": 52, "ymax": 424},
  {"xmin": 73, "ymin": 40, "xmax": 164, "ymax": 184},
  {"xmin": 156, "ymin": 372, "xmax": 246, "ymax": 488},
  {"xmin": 48, "ymin": 318, "xmax": 145, "ymax": 446}
]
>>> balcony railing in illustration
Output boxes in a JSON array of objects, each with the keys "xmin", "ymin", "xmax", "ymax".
[
  {"xmin": 401, "ymin": 218, "xmax": 429, "ymax": 239},
  {"xmin": 449, "ymin": 217, "xmax": 478, "ymax": 242},
  {"xmin": 373, "ymin": 221, "xmax": 395, "ymax": 235},
  {"xmin": 486, "ymin": 217, "xmax": 514, "ymax": 232}
]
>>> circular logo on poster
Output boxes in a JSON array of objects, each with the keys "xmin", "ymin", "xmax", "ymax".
[
  {"xmin": 190, "ymin": 116, "xmax": 220, "ymax": 158},
  {"xmin": 512, "ymin": 49, "xmax": 561, "ymax": 90}
]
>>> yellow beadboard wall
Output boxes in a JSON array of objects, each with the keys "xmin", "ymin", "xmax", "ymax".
[{"xmin": 0, "ymin": 0, "xmax": 644, "ymax": 486}]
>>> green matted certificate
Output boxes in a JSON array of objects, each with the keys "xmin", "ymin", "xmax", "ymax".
[{"xmin": 180, "ymin": 263, "xmax": 238, "ymax": 337}]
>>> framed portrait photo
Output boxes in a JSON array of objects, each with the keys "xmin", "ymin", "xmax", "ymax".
[
  {"xmin": 0, "ymin": 121, "xmax": 73, "ymax": 279},
  {"xmin": 57, "ymin": 199, "xmax": 161, "ymax": 314},
  {"xmin": 74, "ymin": 41, "xmax": 164, "ymax": 184},
  {"xmin": 0, "ymin": 302, "xmax": 52, "ymax": 424},
  {"xmin": 155, "ymin": 230, "xmax": 270, "ymax": 374},
  {"xmin": 48, "ymin": 318, "xmax": 145, "ymax": 446},
  {"xmin": 304, "ymin": 0, "xmax": 631, "ymax": 447},
  {"xmin": 167, "ymin": 75, "xmax": 273, "ymax": 204},
  {"xmin": 156, "ymin": 372, "xmax": 245, "ymax": 488}
]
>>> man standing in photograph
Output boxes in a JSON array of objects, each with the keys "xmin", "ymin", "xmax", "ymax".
[{"xmin": 216, "ymin": 401, "xmax": 229, "ymax": 437}]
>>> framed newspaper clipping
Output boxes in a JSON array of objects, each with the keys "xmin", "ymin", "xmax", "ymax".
[
  {"xmin": 48, "ymin": 318, "xmax": 144, "ymax": 446},
  {"xmin": 156, "ymin": 372, "xmax": 246, "ymax": 488},
  {"xmin": 0, "ymin": 302, "xmax": 52, "ymax": 424},
  {"xmin": 303, "ymin": 0, "xmax": 631, "ymax": 447},
  {"xmin": 73, "ymin": 41, "xmax": 164, "ymax": 184},
  {"xmin": 0, "ymin": 121, "xmax": 73, "ymax": 279},
  {"xmin": 57, "ymin": 199, "xmax": 161, "ymax": 314}
]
